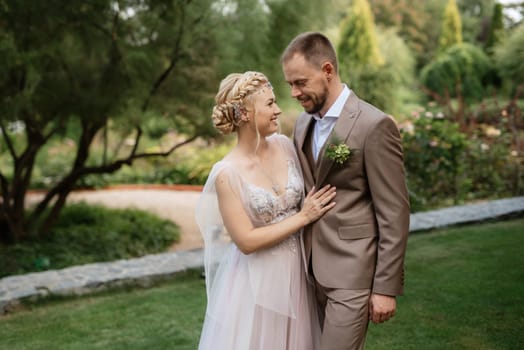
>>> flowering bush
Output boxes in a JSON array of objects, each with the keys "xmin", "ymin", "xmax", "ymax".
[
  {"xmin": 401, "ymin": 114, "xmax": 467, "ymax": 211},
  {"xmin": 400, "ymin": 107, "xmax": 523, "ymax": 212}
]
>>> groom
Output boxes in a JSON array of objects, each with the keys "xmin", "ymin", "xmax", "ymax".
[{"xmin": 281, "ymin": 32, "xmax": 410, "ymax": 349}]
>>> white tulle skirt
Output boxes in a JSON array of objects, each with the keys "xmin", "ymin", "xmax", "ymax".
[{"xmin": 198, "ymin": 238, "xmax": 320, "ymax": 350}]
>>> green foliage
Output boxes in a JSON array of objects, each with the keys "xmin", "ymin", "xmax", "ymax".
[
  {"xmin": 420, "ymin": 43, "xmax": 495, "ymax": 101},
  {"xmin": 1, "ymin": 131, "xmax": 233, "ymax": 190},
  {"xmin": 338, "ymin": 0, "xmax": 384, "ymax": 69},
  {"xmin": 1, "ymin": 0, "xmax": 335, "ymax": 242},
  {"xmin": 347, "ymin": 65, "xmax": 397, "ymax": 113},
  {"xmin": 370, "ymin": 0, "xmax": 492, "ymax": 68},
  {"xmin": 142, "ymin": 113, "xmax": 174, "ymax": 140},
  {"xmin": 177, "ymin": 138, "xmax": 235, "ymax": 184},
  {"xmin": 401, "ymin": 115, "xmax": 468, "ymax": 211},
  {"xmin": 338, "ymin": 1, "xmax": 416, "ymax": 115},
  {"xmin": 0, "ymin": 0, "xmax": 223, "ymax": 241},
  {"xmin": 464, "ymin": 132, "xmax": 521, "ymax": 199},
  {"xmin": 495, "ymin": 24, "xmax": 524, "ymax": 92},
  {"xmin": 77, "ymin": 138, "xmax": 234, "ymax": 187},
  {"xmin": 264, "ymin": 0, "xmax": 332, "ymax": 96},
  {"xmin": 211, "ymin": 0, "xmax": 332, "ymax": 98},
  {"xmin": 439, "ymin": 0, "xmax": 463, "ymax": 52},
  {"xmin": 401, "ymin": 108, "xmax": 523, "ymax": 211},
  {"xmin": 338, "ymin": 27, "xmax": 416, "ymax": 116},
  {"xmin": 30, "ymin": 141, "xmax": 77, "ymax": 189},
  {"xmin": 485, "ymin": 3, "xmax": 505, "ymax": 54},
  {"xmin": 0, "ymin": 203, "xmax": 179, "ymax": 277},
  {"xmin": 370, "ymin": 0, "xmax": 431, "ymax": 69},
  {"xmin": 375, "ymin": 27, "xmax": 417, "ymax": 116},
  {"xmin": 457, "ymin": 0, "xmax": 496, "ymax": 44},
  {"xmin": 212, "ymin": 0, "xmax": 271, "ymax": 74}
]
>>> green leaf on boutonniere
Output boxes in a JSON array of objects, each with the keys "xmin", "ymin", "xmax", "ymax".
[{"xmin": 325, "ymin": 139, "xmax": 352, "ymax": 164}]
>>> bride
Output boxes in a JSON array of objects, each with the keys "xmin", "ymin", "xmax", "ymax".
[{"xmin": 196, "ymin": 71, "xmax": 336, "ymax": 349}]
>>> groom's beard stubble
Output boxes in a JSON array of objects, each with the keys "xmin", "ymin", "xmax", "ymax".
[{"xmin": 301, "ymin": 87, "xmax": 328, "ymax": 116}]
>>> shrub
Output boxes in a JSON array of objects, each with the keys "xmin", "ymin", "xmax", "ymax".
[
  {"xmin": 170, "ymin": 137, "xmax": 235, "ymax": 184},
  {"xmin": 464, "ymin": 126, "xmax": 522, "ymax": 200},
  {"xmin": 348, "ymin": 65, "xmax": 397, "ymax": 114},
  {"xmin": 31, "ymin": 140, "xmax": 77, "ymax": 189},
  {"xmin": 484, "ymin": 3, "xmax": 505, "ymax": 55},
  {"xmin": 420, "ymin": 43, "xmax": 496, "ymax": 102},
  {"xmin": 338, "ymin": 0, "xmax": 384, "ymax": 68},
  {"xmin": 401, "ymin": 106, "xmax": 523, "ymax": 211},
  {"xmin": 494, "ymin": 24, "xmax": 524, "ymax": 93},
  {"xmin": 0, "ymin": 203, "xmax": 180, "ymax": 277},
  {"xmin": 142, "ymin": 113, "xmax": 173, "ymax": 139},
  {"xmin": 438, "ymin": 0, "xmax": 462, "ymax": 52},
  {"xmin": 360, "ymin": 27, "xmax": 418, "ymax": 117},
  {"xmin": 401, "ymin": 113, "xmax": 468, "ymax": 211},
  {"xmin": 76, "ymin": 138, "xmax": 234, "ymax": 187},
  {"xmin": 342, "ymin": 27, "xmax": 417, "ymax": 117}
]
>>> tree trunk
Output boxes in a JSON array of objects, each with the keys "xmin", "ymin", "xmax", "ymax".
[{"xmin": 0, "ymin": 127, "xmax": 45, "ymax": 242}]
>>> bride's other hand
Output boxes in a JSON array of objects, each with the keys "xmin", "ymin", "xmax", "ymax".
[{"xmin": 300, "ymin": 185, "xmax": 336, "ymax": 224}]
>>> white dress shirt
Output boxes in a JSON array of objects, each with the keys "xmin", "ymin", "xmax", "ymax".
[{"xmin": 312, "ymin": 85, "xmax": 350, "ymax": 161}]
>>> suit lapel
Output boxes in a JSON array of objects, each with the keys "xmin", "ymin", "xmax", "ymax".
[
  {"xmin": 295, "ymin": 114, "xmax": 316, "ymax": 188},
  {"xmin": 316, "ymin": 92, "xmax": 361, "ymax": 186}
]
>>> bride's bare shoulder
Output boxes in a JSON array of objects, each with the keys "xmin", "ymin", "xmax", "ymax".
[
  {"xmin": 267, "ymin": 134, "xmax": 296, "ymax": 159},
  {"xmin": 218, "ymin": 153, "xmax": 254, "ymax": 178}
]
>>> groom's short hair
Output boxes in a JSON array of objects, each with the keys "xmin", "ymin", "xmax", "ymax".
[{"xmin": 281, "ymin": 32, "xmax": 338, "ymax": 73}]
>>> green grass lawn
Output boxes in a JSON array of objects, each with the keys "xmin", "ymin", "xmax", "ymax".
[{"xmin": 1, "ymin": 218, "xmax": 523, "ymax": 349}]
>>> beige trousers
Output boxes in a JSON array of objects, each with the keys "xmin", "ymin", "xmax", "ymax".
[{"xmin": 315, "ymin": 281, "xmax": 371, "ymax": 350}]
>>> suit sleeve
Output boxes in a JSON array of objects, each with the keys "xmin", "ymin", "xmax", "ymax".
[{"xmin": 364, "ymin": 116, "xmax": 410, "ymax": 296}]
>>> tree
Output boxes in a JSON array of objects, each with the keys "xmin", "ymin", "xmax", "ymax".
[
  {"xmin": 0, "ymin": 0, "xmax": 220, "ymax": 243},
  {"xmin": 457, "ymin": 0, "xmax": 496, "ymax": 43},
  {"xmin": 485, "ymin": 3, "xmax": 505, "ymax": 54},
  {"xmin": 375, "ymin": 27, "xmax": 417, "ymax": 117},
  {"xmin": 495, "ymin": 23, "xmax": 524, "ymax": 93},
  {"xmin": 370, "ymin": 0, "xmax": 489, "ymax": 68},
  {"xmin": 0, "ymin": 0, "xmax": 336, "ymax": 244},
  {"xmin": 211, "ymin": 0, "xmax": 332, "ymax": 98},
  {"xmin": 420, "ymin": 43, "xmax": 495, "ymax": 121},
  {"xmin": 439, "ymin": 0, "xmax": 463, "ymax": 51},
  {"xmin": 338, "ymin": 0, "xmax": 384, "ymax": 69},
  {"xmin": 370, "ymin": 0, "xmax": 429, "ymax": 68},
  {"xmin": 337, "ymin": 0, "xmax": 412, "ymax": 114},
  {"xmin": 264, "ymin": 0, "xmax": 331, "ymax": 95}
]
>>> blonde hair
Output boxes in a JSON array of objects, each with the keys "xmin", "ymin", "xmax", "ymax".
[{"xmin": 211, "ymin": 71, "xmax": 269, "ymax": 135}]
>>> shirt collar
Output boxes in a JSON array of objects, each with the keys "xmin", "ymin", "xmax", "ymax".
[{"xmin": 312, "ymin": 84, "xmax": 350, "ymax": 121}]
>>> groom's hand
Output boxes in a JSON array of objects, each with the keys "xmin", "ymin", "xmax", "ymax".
[{"xmin": 369, "ymin": 293, "xmax": 396, "ymax": 324}]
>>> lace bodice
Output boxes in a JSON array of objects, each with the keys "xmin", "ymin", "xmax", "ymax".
[{"xmin": 245, "ymin": 160, "xmax": 303, "ymax": 252}]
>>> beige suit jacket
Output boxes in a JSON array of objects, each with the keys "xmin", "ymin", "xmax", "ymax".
[{"xmin": 293, "ymin": 90, "xmax": 410, "ymax": 296}]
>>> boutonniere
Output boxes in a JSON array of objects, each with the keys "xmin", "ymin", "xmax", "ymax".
[{"xmin": 325, "ymin": 139, "xmax": 352, "ymax": 165}]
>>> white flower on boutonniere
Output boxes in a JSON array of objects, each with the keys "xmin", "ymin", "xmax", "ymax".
[{"xmin": 325, "ymin": 139, "xmax": 352, "ymax": 165}]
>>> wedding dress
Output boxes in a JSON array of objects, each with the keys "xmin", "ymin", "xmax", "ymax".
[{"xmin": 196, "ymin": 134, "xmax": 320, "ymax": 350}]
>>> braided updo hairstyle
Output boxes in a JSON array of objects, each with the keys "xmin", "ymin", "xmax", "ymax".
[{"xmin": 212, "ymin": 71, "xmax": 270, "ymax": 135}]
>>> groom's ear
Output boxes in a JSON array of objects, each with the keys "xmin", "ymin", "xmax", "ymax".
[{"xmin": 321, "ymin": 61, "xmax": 335, "ymax": 81}]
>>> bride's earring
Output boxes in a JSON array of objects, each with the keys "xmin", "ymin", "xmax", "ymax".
[
  {"xmin": 240, "ymin": 109, "xmax": 250, "ymax": 122},
  {"xmin": 234, "ymin": 104, "xmax": 248, "ymax": 122}
]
